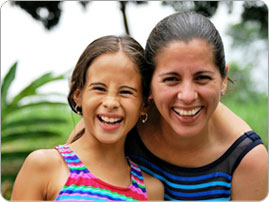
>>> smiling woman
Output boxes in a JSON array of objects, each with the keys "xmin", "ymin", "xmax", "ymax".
[
  {"xmin": 10, "ymin": 35, "xmax": 164, "ymax": 201},
  {"xmin": 124, "ymin": 11, "xmax": 268, "ymax": 201},
  {"xmin": 66, "ymin": 11, "xmax": 268, "ymax": 201}
]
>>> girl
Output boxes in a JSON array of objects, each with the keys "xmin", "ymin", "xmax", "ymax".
[{"xmin": 11, "ymin": 35, "xmax": 164, "ymax": 201}]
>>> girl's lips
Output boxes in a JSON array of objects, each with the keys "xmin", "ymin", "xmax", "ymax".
[{"xmin": 97, "ymin": 114, "xmax": 123, "ymax": 131}]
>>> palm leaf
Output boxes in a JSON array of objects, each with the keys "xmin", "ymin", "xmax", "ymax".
[
  {"xmin": 2, "ymin": 150, "xmax": 33, "ymax": 161},
  {"xmin": 4, "ymin": 101, "xmax": 67, "ymax": 116},
  {"xmin": 1, "ymin": 62, "xmax": 17, "ymax": 109},
  {"xmin": 9, "ymin": 72, "xmax": 65, "ymax": 108},
  {"xmin": 2, "ymin": 117, "xmax": 67, "ymax": 131},
  {"xmin": 2, "ymin": 130, "xmax": 60, "ymax": 142}
]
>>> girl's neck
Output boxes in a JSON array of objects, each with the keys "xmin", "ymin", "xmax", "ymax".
[
  {"xmin": 70, "ymin": 130, "xmax": 131, "ymax": 188},
  {"xmin": 71, "ymin": 130, "xmax": 126, "ymax": 163}
]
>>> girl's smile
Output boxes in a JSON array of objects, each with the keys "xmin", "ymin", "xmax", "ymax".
[{"xmin": 74, "ymin": 51, "xmax": 143, "ymax": 144}]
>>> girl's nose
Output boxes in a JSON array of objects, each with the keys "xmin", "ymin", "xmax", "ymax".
[
  {"xmin": 177, "ymin": 83, "xmax": 198, "ymax": 104},
  {"xmin": 102, "ymin": 95, "xmax": 120, "ymax": 110}
]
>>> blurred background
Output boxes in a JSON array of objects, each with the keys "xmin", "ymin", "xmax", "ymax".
[{"xmin": 1, "ymin": 1, "xmax": 268, "ymax": 200}]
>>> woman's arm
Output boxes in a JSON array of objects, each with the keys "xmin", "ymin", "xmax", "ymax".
[
  {"xmin": 143, "ymin": 172, "xmax": 164, "ymax": 200},
  {"xmin": 231, "ymin": 144, "xmax": 268, "ymax": 200}
]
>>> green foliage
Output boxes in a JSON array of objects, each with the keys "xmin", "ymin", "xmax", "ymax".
[
  {"xmin": 225, "ymin": 62, "xmax": 260, "ymax": 103},
  {"xmin": 222, "ymin": 61, "xmax": 268, "ymax": 147},
  {"xmin": 1, "ymin": 62, "xmax": 71, "ymax": 199}
]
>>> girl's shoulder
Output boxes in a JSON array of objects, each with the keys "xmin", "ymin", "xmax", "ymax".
[
  {"xmin": 26, "ymin": 148, "xmax": 63, "ymax": 170},
  {"xmin": 142, "ymin": 171, "xmax": 164, "ymax": 201},
  {"xmin": 11, "ymin": 148, "xmax": 66, "ymax": 200}
]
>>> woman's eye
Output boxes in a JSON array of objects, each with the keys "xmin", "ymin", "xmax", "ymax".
[
  {"xmin": 195, "ymin": 75, "xmax": 212, "ymax": 82},
  {"xmin": 162, "ymin": 77, "xmax": 179, "ymax": 83}
]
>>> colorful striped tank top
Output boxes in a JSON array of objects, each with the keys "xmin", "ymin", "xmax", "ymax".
[{"xmin": 54, "ymin": 144, "xmax": 147, "ymax": 201}]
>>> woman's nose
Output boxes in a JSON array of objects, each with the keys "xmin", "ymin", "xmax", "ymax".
[
  {"xmin": 177, "ymin": 83, "xmax": 198, "ymax": 104},
  {"xmin": 102, "ymin": 95, "xmax": 120, "ymax": 110}
]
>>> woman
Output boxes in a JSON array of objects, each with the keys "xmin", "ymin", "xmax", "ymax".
[{"xmin": 69, "ymin": 11, "xmax": 268, "ymax": 201}]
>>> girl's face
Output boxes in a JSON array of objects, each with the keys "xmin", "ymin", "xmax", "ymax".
[
  {"xmin": 75, "ymin": 51, "xmax": 143, "ymax": 144},
  {"xmin": 150, "ymin": 39, "xmax": 228, "ymax": 137}
]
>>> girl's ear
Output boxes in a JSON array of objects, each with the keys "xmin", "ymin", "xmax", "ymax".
[{"xmin": 73, "ymin": 89, "xmax": 82, "ymax": 107}]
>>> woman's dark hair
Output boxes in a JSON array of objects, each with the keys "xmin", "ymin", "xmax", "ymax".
[
  {"xmin": 145, "ymin": 11, "xmax": 227, "ymax": 83},
  {"xmin": 68, "ymin": 35, "xmax": 150, "ymax": 115}
]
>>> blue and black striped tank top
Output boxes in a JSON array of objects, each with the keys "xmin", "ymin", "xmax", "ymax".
[{"xmin": 125, "ymin": 130, "xmax": 263, "ymax": 201}]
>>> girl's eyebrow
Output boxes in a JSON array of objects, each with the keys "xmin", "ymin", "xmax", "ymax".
[
  {"xmin": 89, "ymin": 82, "xmax": 137, "ymax": 92},
  {"xmin": 89, "ymin": 82, "xmax": 106, "ymax": 87},
  {"xmin": 120, "ymin": 86, "xmax": 137, "ymax": 92}
]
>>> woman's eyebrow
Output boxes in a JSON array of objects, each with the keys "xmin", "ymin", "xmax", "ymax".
[
  {"xmin": 159, "ymin": 72, "xmax": 179, "ymax": 76},
  {"xmin": 195, "ymin": 70, "xmax": 215, "ymax": 75}
]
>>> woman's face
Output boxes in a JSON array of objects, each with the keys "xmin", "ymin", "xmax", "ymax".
[
  {"xmin": 150, "ymin": 39, "xmax": 228, "ymax": 137},
  {"xmin": 75, "ymin": 51, "xmax": 143, "ymax": 144}
]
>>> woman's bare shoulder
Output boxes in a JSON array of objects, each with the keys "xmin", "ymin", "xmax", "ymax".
[{"xmin": 142, "ymin": 171, "xmax": 164, "ymax": 200}]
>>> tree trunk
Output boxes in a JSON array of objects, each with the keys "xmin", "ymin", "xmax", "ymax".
[{"xmin": 119, "ymin": 2, "xmax": 130, "ymax": 35}]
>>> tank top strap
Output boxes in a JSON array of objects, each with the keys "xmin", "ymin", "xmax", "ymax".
[
  {"xmin": 54, "ymin": 144, "xmax": 88, "ymax": 173},
  {"xmin": 127, "ymin": 157, "xmax": 147, "ymax": 195}
]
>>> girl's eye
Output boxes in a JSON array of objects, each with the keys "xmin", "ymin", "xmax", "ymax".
[
  {"xmin": 120, "ymin": 90, "xmax": 133, "ymax": 95},
  {"xmin": 93, "ymin": 87, "xmax": 106, "ymax": 92}
]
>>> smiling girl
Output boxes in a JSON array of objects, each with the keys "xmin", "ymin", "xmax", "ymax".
[{"xmin": 11, "ymin": 35, "xmax": 164, "ymax": 201}]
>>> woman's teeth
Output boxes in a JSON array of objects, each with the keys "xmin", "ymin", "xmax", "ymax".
[
  {"xmin": 173, "ymin": 107, "xmax": 202, "ymax": 116},
  {"xmin": 98, "ymin": 116, "xmax": 122, "ymax": 124}
]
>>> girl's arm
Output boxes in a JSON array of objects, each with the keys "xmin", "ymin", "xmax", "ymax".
[
  {"xmin": 11, "ymin": 149, "xmax": 65, "ymax": 201},
  {"xmin": 231, "ymin": 144, "xmax": 268, "ymax": 200},
  {"xmin": 143, "ymin": 172, "xmax": 164, "ymax": 200},
  {"xmin": 66, "ymin": 118, "xmax": 85, "ymax": 144},
  {"xmin": 11, "ymin": 150, "xmax": 50, "ymax": 200}
]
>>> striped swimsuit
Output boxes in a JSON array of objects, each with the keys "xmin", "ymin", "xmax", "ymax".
[
  {"xmin": 125, "ymin": 130, "xmax": 263, "ymax": 201},
  {"xmin": 54, "ymin": 144, "xmax": 147, "ymax": 201}
]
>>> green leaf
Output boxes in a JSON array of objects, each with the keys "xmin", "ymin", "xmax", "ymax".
[
  {"xmin": 2, "ymin": 117, "xmax": 67, "ymax": 131},
  {"xmin": 9, "ymin": 72, "xmax": 65, "ymax": 108},
  {"xmin": 1, "ymin": 62, "xmax": 17, "ymax": 109},
  {"xmin": 4, "ymin": 101, "xmax": 67, "ymax": 117},
  {"xmin": 2, "ymin": 150, "xmax": 33, "ymax": 161},
  {"xmin": 2, "ymin": 130, "xmax": 60, "ymax": 143}
]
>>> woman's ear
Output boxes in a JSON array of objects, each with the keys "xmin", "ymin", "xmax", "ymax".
[{"xmin": 222, "ymin": 64, "xmax": 229, "ymax": 92}]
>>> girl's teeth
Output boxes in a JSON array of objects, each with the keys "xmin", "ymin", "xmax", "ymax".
[{"xmin": 100, "ymin": 116, "xmax": 121, "ymax": 123}]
